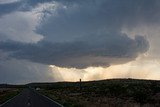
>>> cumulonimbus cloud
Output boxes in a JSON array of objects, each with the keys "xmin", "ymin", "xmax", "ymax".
[
  {"xmin": 0, "ymin": 0, "xmax": 155, "ymax": 68},
  {"xmin": 0, "ymin": 32, "xmax": 149, "ymax": 68}
]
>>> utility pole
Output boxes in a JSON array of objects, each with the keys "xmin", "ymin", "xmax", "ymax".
[{"xmin": 79, "ymin": 79, "xmax": 82, "ymax": 92}]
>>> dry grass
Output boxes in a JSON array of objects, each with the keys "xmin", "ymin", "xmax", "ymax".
[
  {"xmin": 0, "ymin": 88, "xmax": 20, "ymax": 104},
  {"xmin": 36, "ymin": 79, "xmax": 160, "ymax": 107}
]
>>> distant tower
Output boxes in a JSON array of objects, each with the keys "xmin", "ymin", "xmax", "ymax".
[{"xmin": 80, "ymin": 79, "xmax": 82, "ymax": 91}]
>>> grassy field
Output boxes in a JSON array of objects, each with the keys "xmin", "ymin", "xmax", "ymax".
[
  {"xmin": 0, "ymin": 88, "xmax": 22, "ymax": 104},
  {"xmin": 32, "ymin": 79, "xmax": 160, "ymax": 107}
]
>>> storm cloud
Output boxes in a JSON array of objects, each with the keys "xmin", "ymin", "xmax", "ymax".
[
  {"xmin": 1, "ymin": 0, "xmax": 160, "ymax": 83},
  {"xmin": 0, "ymin": 32, "xmax": 149, "ymax": 68},
  {"xmin": 0, "ymin": 0, "xmax": 152, "ymax": 68},
  {"xmin": 36, "ymin": 0, "xmax": 160, "ymax": 42}
]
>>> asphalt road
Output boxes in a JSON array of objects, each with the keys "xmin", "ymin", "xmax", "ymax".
[{"xmin": 0, "ymin": 88, "xmax": 63, "ymax": 107}]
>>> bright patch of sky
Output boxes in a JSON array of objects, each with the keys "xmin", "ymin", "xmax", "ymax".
[{"xmin": 0, "ymin": 0, "xmax": 21, "ymax": 4}]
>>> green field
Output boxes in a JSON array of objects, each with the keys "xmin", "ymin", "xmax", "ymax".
[{"xmin": 30, "ymin": 79, "xmax": 160, "ymax": 107}]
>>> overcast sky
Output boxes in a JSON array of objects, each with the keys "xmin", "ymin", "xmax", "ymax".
[{"xmin": 0, "ymin": 0, "xmax": 160, "ymax": 84}]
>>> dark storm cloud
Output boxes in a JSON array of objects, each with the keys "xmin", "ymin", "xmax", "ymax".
[
  {"xmin": 1, "ymin": 0, "xmax": 158, "ymax": 68},
  {"xmin": 36, "ymin": 0, "xmax": 160, "ymax": 42},
  {"xmin": 0, "ymin": 32, "xmax": 149, "ymax": 68}
]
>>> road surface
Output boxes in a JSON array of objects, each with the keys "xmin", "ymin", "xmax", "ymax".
[{"xmin": 0, "ymin": 88, "xmax": 63, "ymax": 107}]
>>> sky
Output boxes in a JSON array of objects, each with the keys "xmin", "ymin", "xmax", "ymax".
[{"xmin": 0, "ymin": 0, "xmax": 160, "ymax": 84}]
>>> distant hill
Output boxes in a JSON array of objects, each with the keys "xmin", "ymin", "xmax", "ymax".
[
  {"xmin": 33, "ymin": 78, "xmax": 160, "ymax": 106},
  {"xmin": 0, "ymin": 84, "xmax": 25, "ymax": 88},
  {"xmin": 27, "ymin": 78, "xmax": 160, "ymax": 89}
]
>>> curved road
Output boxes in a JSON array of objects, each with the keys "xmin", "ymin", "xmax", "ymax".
[{"xmin": 0, "ymin": 88, "xmax": 63, "ymax": 107}]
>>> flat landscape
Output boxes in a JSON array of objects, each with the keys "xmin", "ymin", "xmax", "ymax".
[
  {"xmin": 1, "ymin": 79, "xmax": 160, "ymax": 107},
  {"xmin": 0, "ymin": 88, "xmax": 19, "ymax": 104},
  {"xmin": 29, "ymin": 79, "xmax": 160, "ymax": 107},
  {"xmin": 0, "ymin": 84, "xmax": 23, "ymax": 105}
]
